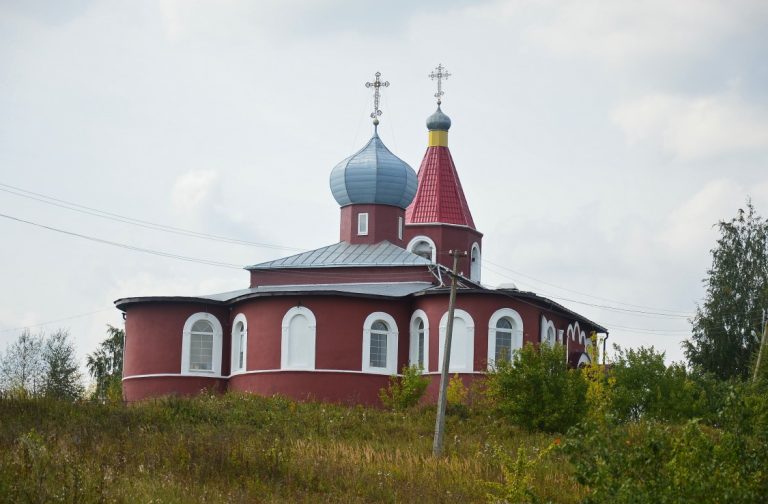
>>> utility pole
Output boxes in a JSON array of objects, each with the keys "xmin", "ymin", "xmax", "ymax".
[
  {"xmin": 754, "ymin": 308, "xmax": 767, "ymax": 383},
  {"xmin": 433, "ymin": 249, "xmax": 467, "ymax": 457}
]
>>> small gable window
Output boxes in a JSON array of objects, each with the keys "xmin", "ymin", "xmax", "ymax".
[
  {"xmin": 358, "ymin": 213, "xmax": 369, "ymax": 235},
  {"xmin": 407, "ymin": 236, "xmax": 436, "ymax": 262}
]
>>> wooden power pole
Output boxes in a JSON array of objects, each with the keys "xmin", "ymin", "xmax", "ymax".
[
  {"xmin": 754, "ymin": 308, "xmax": 767, "ymax": 383},
  {"xmin": 433, "ymin": 249, "xmax": 467, "ymax": 457}
]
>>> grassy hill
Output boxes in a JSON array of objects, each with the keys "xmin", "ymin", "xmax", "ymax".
[{"xmin": 0, "ymin": 393, "xmax": 580, "ymax": 503}]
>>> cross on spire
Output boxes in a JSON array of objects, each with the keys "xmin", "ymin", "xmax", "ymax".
[
  {"xmin": 365, "ymin": 71, "xmax": 389, "ymax": 126},
  {"xmin": 429, "ymin": 64, "xmax": 451, "ymax": 105}
]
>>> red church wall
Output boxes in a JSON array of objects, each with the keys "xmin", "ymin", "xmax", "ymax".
[
  {"xmin": 123, "ymin": 302, "xmax": 230, "ymax": 377},
  {"xmin": 404, "ymin": 223, "xmax": 483, "ymax": 275},
  {"xmin": 339, "ymin": 204, "xmax": 406, "ymax": 246},
  {"xmin": 123, "ymin": 376, "xmax": 227, "ymax": 402},
  {"xmin": 249, "ymin": 266, "xmax": 435, "ymax": 287}
]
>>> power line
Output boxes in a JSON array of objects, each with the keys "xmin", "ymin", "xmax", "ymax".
[
  {"xmin": 0, "ymin": 308, "xmax": 114, "ymax": 334},
  {"xmin": 0, "ymin": 182, "xmax": 304, "ymax": 251}
]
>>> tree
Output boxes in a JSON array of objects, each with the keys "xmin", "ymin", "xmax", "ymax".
[
  {"xmin": 42, "ymin": 329, "xmax": 84, "ymax": 401},
  {"xmin": 684, "ymin": 201, "xmax": 768, "ymax": 380},
  {"xmin": 86, "ymin": 325, "xmax": 124, "ymax": 402},
  {"xmin": 0, "ymin": 329, "xmax": 46, "ymax": 396}
]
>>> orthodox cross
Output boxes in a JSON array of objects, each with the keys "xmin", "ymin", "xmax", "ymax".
[
  {"xmin": 365, "ymin": 71, "xmax": 389, "ymax": 124},
  {"xmin": 429, "ymin": 64, "xmax": 451, "ymax": 105}
]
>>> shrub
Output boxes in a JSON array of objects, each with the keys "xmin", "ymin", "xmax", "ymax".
[
  {"xmin": 379, "ymin": 365, "xmax": 429, "ymax": 410},
  {"xmin": 486, "ymin": 343, "xmax": 587, "ymax": 432},
  {"xmin": 446, "ymin": 374, "xmax": 469, "ymax": 417}
]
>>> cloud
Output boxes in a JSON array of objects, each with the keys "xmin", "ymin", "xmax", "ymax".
[
  {"xmin": 170, "ymin": 169, "xmax": 219, "ymax": 214},
  {"xmin": 612, "ymin": 91, "xmax": 768, "ymax": 160}
]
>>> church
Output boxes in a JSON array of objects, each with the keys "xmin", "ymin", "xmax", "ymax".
[{"xmin": 116, "ymin": 67, "xmax": 607, "ymax": 405}]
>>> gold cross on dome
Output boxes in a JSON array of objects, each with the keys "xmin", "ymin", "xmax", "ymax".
[
  {"xmin": 429, "ymin": 64, "xmax": 451, "ymax": 105},
  {"xmin": 365, "ymin": 71, "xmax": 389, "ymax": 124}
]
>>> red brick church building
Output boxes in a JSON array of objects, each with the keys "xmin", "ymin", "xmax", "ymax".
[{"xmin": 116, "ymin": 69, "xmax": 607, "ymax": 405}]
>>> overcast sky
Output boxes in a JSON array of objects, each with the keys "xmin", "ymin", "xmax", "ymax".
[{"xmin": 2, "ymin": 0, "xmax": 768, "ymax": 375}]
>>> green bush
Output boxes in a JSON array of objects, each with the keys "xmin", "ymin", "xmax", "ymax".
[
  {"xmin": 564, "ymin": 419, "xmax": 768, "ymax": 503},
  {"xmin": 379, "ymin": 365, "xmax": 430, "ymax": 410},
  {"xmin": 486, "ymin": 343, "xmax": 587, "ymax": 432}
]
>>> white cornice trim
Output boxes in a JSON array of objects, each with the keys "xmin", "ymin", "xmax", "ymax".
[{"xmin": 124, "ymin": 368, "xmax": 393, "ymax": 381}]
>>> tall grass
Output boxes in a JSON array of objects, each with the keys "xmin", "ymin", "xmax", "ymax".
[{"xmin": 0, "ymin": 393, "xmax": 584, "ymax": 503}]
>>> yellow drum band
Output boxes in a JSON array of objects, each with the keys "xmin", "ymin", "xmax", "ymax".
[{"xmin": 428, "ymin": 130, "xmax": 448, "ymax": 147}]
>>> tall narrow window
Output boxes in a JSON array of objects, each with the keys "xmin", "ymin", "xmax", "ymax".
[
  {"xmin": 470, "ymin": 243, "xmax": 481, "ymax": 282},
  {"xmin": 362, "ymin": 312, "xmax": 398, "ymax": 374},
  {"xmin": 398, "ymin": 216, "xmax": 404, "ymax": 240},
  {"xmin": 358, "ymin": 213, "xmax": 369, "ymax": 235},
  {"xmin": 190, "ymin": 320, "xmax": 214, "ymax": 371},
  {"xmin": 409, "ymin": 310, "xmax": 429, "ymax": 372},
  {"xmin": 494, "ymin": 318, "xmax": 513, "ymax": 363},
  {"xmin": 369, "ymin": 321, "xmax": 389, "ymax": 368},
  {"xmin": 231, "ymin": 314, "xmax": 248, "ymax": 374}
]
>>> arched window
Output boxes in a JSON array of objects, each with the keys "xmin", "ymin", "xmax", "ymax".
[
  {"xmin": 438, "ymin": 309, "xmax": 475, "ymax": 373},
  {"xmin": 470, "ymin": 243, "xmax": 481, "ymax": 282},
  {"xmin": 487, "ymin": 308, "xmax": 523, "ymax": 368},
  {"xmin": 540, "ymin": 316, "xmax": 557, "ymax": 347},
  {"xmin": 281, "ymin": 306, "xmax": 316, "ymax": 370},
  {"xmin": 407, "ymin": 236, "xmax": 436, "ymax": 262},
  {"xmin": 409, "ymin": 310, "xmax": 429, "ymax": 371},
  {"xmin": 181, "ymin": 312, "xmax": 223, "ymax": 375},
  {"xmin": 231, "ymin": 313, "xmax": 247, "ymax": 375},
  {"xmin": 362, "ymin": 312, "xmax": 398, "ymax": 374}
]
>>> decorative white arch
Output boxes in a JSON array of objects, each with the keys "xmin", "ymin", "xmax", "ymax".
[
  {"xmin": 281, "ymin": 306, "xmax": 317, "ymax": 370},
  {"xmin": 406, "ymin": 235, "xmax": 437, "ymax": 263},
  {"xmin": 362, "ymin": 312, "xmax": 399, "ymax": 375},
  {"xmin": 181, "ymin": 312, "xmax": 223, "ymax": 376},
  {"xmin": 470, "ymin": 242, "xmax": 481, "ymax": 282},
  {"xmin": 540, "ymin": 316, "xmax": 557, "ymax": 346},
  {"xmin": 230, "ymin": 313, "xmax": 248, "ymax": 375},
  {"xmin": 409, "ymin": 310, "xmax": 429, "ymax": 372},
  {"xmin": 487, "ymin": 308, "xmax": 524, "ymax": 368},
  {"xmin": 578, "ymin": 352, "xmax": 592, "ymax": 367},
  {"xmin": 439, "ymin": 309, "xmax": 475, "ymax": 373}
]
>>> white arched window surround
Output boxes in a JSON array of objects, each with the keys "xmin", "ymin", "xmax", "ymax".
[
  {"xmin": 406, "ymin": 235, "xmax": 437, "ymax": 263},
  {"xmin": 487, "ymin": 308, "xmax": 524, "ymax": 368},
  {"xmin": 540, "ymin": 316, "xmax": 557, "ymax": 346},
  {"xmin": 362, "ymin": 312, "xmax": 399, "ymax": 375},
  {"xmin": 230, "ymin": 313, "xmax": 248, "ymax": 375},
  {"xmin": 181, "ymin": 312, "xmax": 223, "ymax": 376},
  {"xmin": 409, "ymin": 310, "xmax": 429, "ymax": 372},
  {"xmin": 281, "ymin": 306, "xmax": 317, "ymax": 370},
  {"xmin": 470, "ymin": 242, "xmax": 481, "ymax": 282},
  {"xmin": 578, "ymin": 353, "xmax": 592, "ymax": 367},
  {"xmin": 439, "ymin": 309, "xmax": 475, "ymax": 373}
]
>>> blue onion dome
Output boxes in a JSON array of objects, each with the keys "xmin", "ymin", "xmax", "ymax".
[
  {"xmin": 330, "ymin": 131, "xmax": 418, "ymax": 209},
  {"xmin": 426, "ymin": 105, "xmax": 451, "ymax": 131}
]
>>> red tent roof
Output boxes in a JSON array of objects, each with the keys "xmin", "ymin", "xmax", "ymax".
[{"xmin": 405, "ymin": 146, "xmax": 475, "ymax": 228}]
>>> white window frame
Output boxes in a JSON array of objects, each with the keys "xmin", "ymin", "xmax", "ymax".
[
  {"xmin": 438, "ymin": 309, "xmax": 475, "ymax": 373},
  {"xmin": 406, "ymin": 235, "xmax": 437, "ymax": 263},
  {"xmin": 398, "ymin": 216, "xmax": 404, "ymax": 240},
  {"xmin": 409, "ymin": 309, "xmax": 429, "ymax": 372},
  {"xmin": 540, "ymin": 316, "xmax": 557, "ymax": 347},
  {"xmin": 357, "ymin": 212, "xmax": 369, "ymax": 236},
  {"xmin": 230, "ymin": 313, "xmax": 248, "ymax": 375},
  {"xmin": 470, "ymin": 242, "xmax": 481, "ymax": 282},
  {"xmin": 281, "ymin": 306, "xmax": 317, "ymax": 370},
  {"xmin": 362, "ymin": 312, "xmax": 398, "ymax": 375},
  {"xmin": 487, "ymin": 308, "xmax": 524, "ymax": 368},
  {"xmin": 181, "ymin": 312, "xmax": 223, "ymax": 376}
]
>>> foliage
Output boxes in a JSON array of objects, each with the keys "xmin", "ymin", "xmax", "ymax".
[
  {"xmin": 42, "ymin": 329, "xmax": 84, "ymax": 401},
  {"xmin": 609, "ymin": 345, "xmax": 702, "ymax": 423},
  {"xmin": 581, "ymin": 339, "xmax": 615, "ymax": 425},
  {"xmin": 684, "ymin": 201, "xmax": 768, "ymax": 380},
  {"xmin": 486, "ymin": 343, "xmax": 587, "ymax": 433},
  {"xmin": 379, "ymin": 365, "xmax": 430, "ymax": 410},
  {"xmin": 86, "ymin": 324, "xmax": 124, "ymax": 402},
  {"xmin": 0, "ymin": 329, "xmax": 46, "ymax": 396},
  {"xmin": 564, "ymin": 418, "xmax": 768, "ymax": 503},
  {"xmin": 446, "ymin": 373, "xmax": 469, "ymax": 416},
  {"xmin": 486, "ymin": 441, "xmax": 559, "ymax": 504}
]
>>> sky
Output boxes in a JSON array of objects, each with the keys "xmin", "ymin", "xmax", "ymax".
[{"xmin": 1, "ymin": 0, "xmax": 768, "ymax": 377}]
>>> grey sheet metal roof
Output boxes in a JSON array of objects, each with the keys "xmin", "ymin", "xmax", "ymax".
[
  {"xmin": 246, "ymin": 241, "xmax": 432, "ymax": 270},
  {"xmin": 114, "ymin": 281, "xmax": 434, "ymax": 310}
]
